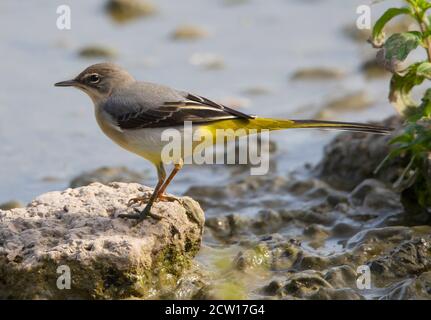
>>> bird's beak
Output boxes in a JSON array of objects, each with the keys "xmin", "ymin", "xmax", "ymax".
[{"xmin": 54, "ymin": 79, "xmax": 77, "ymax": 87}]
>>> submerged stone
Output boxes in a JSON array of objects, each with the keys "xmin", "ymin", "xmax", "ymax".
[
  {"xmin": 291, "ymin": 67, "xmax": 345, "ymax": 81},
  {"xmin": 171, "ymin": 25, "xmax": 208, "ymax": 41},
  {"xmin": 106, "ymin": 0, "xmax": 157, "ymax": 23},
  {"xmin": 0, "ymin": 200, "xmax": 23, "ymax": 210},
  {"xmin": 70, "ymin": 166, "xmax": 145, "ymax": 188},
  {"xmin": 78, "ymin": 45, "xmax": 118, "ymax": 59}
]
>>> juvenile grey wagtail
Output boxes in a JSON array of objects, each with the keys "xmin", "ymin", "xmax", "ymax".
[{"xmin": 55, "ymin": 63, "xmax": 391, "ymax": 222}]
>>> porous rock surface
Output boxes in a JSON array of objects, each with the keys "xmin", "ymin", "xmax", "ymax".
[{"xmin": 0, "ymin": 182, "xmax": 204, "ymax": 299}]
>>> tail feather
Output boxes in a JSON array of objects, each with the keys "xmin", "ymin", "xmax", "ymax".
[
  {"xmin": 289, "ymin": 119, "xmax": 392, "ymax": 135},
  {"xmin": 206, "ymin": 117, "xmax": 393, "ymax": 135}
]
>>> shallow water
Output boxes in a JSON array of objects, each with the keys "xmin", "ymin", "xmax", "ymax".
[{"xmin": 0, "ymin": 0, "xmax": 395, "ymax": 203}]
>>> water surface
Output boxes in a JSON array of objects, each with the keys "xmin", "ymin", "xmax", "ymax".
[{"xmin": 0, "ymin": 0, "xmax": 395, "ymax": 203}]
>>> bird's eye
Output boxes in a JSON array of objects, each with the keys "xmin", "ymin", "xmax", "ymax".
[{"xmin": 88, "ymin": 74, "xmax": 100, "ymax": 84}]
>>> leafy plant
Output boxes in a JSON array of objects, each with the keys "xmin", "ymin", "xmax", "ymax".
[{"xmin": 371, "ymin": 0, "xmax": 431, "ymax": 212}]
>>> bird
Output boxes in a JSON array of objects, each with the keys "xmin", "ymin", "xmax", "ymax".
[{"xmin": 55, "ymin": 63, "xmax": 392, "ymax": 221}]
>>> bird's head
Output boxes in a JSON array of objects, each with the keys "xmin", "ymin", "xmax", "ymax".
[{"xmin": 54, "ymin": 62, "xmax": 135, "ymax": 103}]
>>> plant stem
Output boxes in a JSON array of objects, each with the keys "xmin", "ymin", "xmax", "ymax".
[
  {"xmin": 420, "ymin": 21, "xmax": 431, "ymax": 62},
  {"xmin": 413, "ymin": 6, "xmax": 431, "ymax": 61}
]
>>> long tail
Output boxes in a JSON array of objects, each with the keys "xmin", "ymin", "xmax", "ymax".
[
  {"xmin": 280, "ymin": 119, "xmax": 392, "ymax": 134},
  {"xmin": 221, "ymin": 118, "xmax": 393, "ymax": 135}
]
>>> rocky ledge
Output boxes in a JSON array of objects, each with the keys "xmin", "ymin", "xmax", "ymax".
[{"xmin": 0, "ymin": 182, "xmax": 204, "ymax": 299}]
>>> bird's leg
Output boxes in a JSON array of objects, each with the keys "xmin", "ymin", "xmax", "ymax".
[
  {"xmin": 119, "ymin": 163, "xmax": 166, "ymax": 221},
  {"xmin": 129, "ymin": 160, "xmax": 184, "ymax": 205},
  {"xmin": 155, "ymin": 159, "xmax": 183, "ymax": 202},
  {"xmin": 127, "ymin": 163, "xmax": 167, "ymax": 207},
  {"xmin": 127, "ymin": 161, "xmax": 183, "ymax": 205}
]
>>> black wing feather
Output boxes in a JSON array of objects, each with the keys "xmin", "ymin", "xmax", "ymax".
[
  {"xmin": 112, "ymin": 93, "xmax": 252, "ymax": 130},
  {"xmin": 185, "ymin": 93, "xmax": 253, "ymax": 120}
]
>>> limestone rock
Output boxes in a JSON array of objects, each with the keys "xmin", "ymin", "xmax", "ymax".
[{"xmin": 0, "ymin": 182, "xmax": 204, "ymax": 299}]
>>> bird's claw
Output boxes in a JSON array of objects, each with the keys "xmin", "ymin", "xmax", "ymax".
[
  {"xmin": 127, "ymin": 194, "xmax": 179, "ymax": 207},
  {"xmin": 122, "ymin": 193, "xmax": 178, "ymax": 222},
  {"xmin": 127, "ymin": 195, "xmax": 150, "ymax": 207},
  {"xmin": 157, "ymin": 194, "xmax": 180, "ymax": 203},
  {"xmin": 118, "ymin": 207, "xmax": 162, "ymax": 222}
]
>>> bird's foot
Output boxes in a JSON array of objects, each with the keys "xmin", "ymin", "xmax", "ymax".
[
  {"xmin": 157, "ymin": 194, "xmax": 180, "ymax": 203},
  {"xmin": 118, "ymin": 207, "xmax": 162, "ymax": 222},
  {"xmin": 127, "ymin": 195, "xmax": 150, "ymax": 207},
  {"xmin": 127, "ymin": 194, "xmax": 179, "ymax": 207}
]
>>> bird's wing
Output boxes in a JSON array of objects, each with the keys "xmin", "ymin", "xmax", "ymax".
[{"xmin": 103, "ymin": 82, "xmax": 253, "ymax": 130}]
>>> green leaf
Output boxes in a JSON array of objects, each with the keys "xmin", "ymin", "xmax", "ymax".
[
  {"xmin": 390, "ymin": 133, "xmax": 414, "ymax": 145},
  {"xmin": 377, "ymin": 32, "xmax": 422, "ymax": 73},
  {"xmin": 407, "ymin": 0, "xmax": 431, "ymax": 11},
  {"xmin": 416, "ymin": 62, "xmax": 431, "ymax": 79},
  {"xmin": 372, "ymin": 7, "xmax": 411, "ymax": 44},
  {"xmin": 389, "ymin": 64, "xmax": 425, "ymax": 114},
  {"xmin": 384, "ymin": 32, "xmax": 422, "ymax": 62},
  {"xmin": 416, "ymin": 0, "xmax": 431, "ymax": 11}
]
